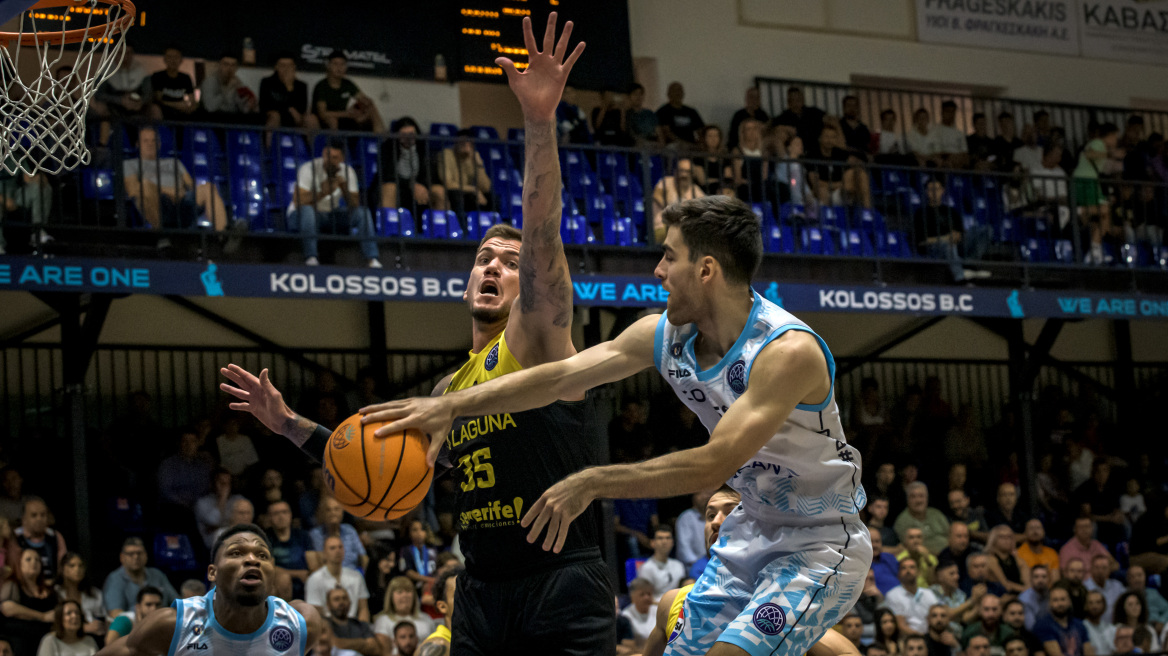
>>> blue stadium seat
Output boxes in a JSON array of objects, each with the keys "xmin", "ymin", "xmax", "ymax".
[
  {"xmin": 1020, "ymin": 238, "xmax": 1052, "ymax": 262},
  {"xmin": 228, "ymin": 176, "xmax": 265, "ymax": 229},
  {"xmin": 880, "ymin": 231, "xmax": 912, "ymax": 258},
  {"xmin": 596, "ymin": 152, "xmax": 631, "ymax": 184},
  {"xmin": 182, "ymin": 126, "xmax": 223, "ymax": 186},
  {"xmin": 630, "ymin": 198, "xmax": 646, "ymax": 235},
  {"xmin": 561, "ymin": 208, "xmax": 592, "ymax": 245},
  {"xmin": 1157, "ymin": 246, "xmax": 1168, "ymax": 270},
  {"xmin": 840, "ymin": 229, "xmax": 874, "ymax": 257},
  {"xmin": 376, "ymin": 208, "xmax": 415, "ymax": 237},
  {"xmin": 560, "ymin": 149, "xmax": 593, "ymax": 179},
  {"xmin": 226, "ymin": 129, "xmax": 262, "ymax": 156},
  {"xmin": 356, "ymin": 137, "xmax": 381, "ymax": 185},
  {"xmin": 82, "ymin": 168, "xmax": 115, "ymax": 200},
  {"xmin": 856, "ymin": 208, "xmax": 885, "ymax": 234},
  {"xmin": 750, "ymin": 202, "xmax": 776, "ymax": 226},
  {"xmin": 506, "ymin": 128, "xmax": 525, "ymax": 169},
  {"xmin": 603, "ymin": 215, "xmax": 635, "ymax": 246},
  {"xmin": 1053, "ymin": 239, "xmax": 1075, "ymax": 264},
  {"xmin": 801, "ymin": 227, "xmax": 836, "ymax": 255},
  {"xmin": 762, "ymin": 220, "xmax": 795, "ymax": 254},
  {"xmin": 267, "ymin": 133, "xmax": 309, "ymax": 216},
  {"xmin": 429, "ymin": 122, "xmax": 458, "ymax": 138},
  {"xmin": 153, "ymin": 533, "xmax": 197, "ymax": 573},
  {"xmin": 998, "ymin": 216, "xmax": 1020, "ymax": 243},
  {"xmin": 569, "ymin": 172, "xmax": 603, "ymax": 205},
  {"xmin": 610, "ymin": 173, "xmax": 643, "ymax": 217},
  {"xmin": 421, "ymin": 209, "xmax": 462, "ymax": 239},
  {"xmin": 586, "ymin": 194, "xmax": 617, "ymax": 226},
  {"xmin": 470, "ymin": 126, "xmax": 499, "ymax": 141},
  {"xmin": 464, "ymin": 211, "xmax": 501, "ymax": 241},
  {"xmin": 1136, "ymin": 243, "xmax": 1155, "ymax": 269},
  {"xmin": 819, "ymin": 205, "xmax": 849, "ymax": 230},
  {"xmin": 507, "ymin": 192, "xmax": 523, "ymax": 227},
  {"xmin": 878, "ymin": 168, "xmax": 911, "ymax": 195},
  {"xmin": 778, "ymin": 203, "xmax": 806, "ymax": 225},
  {"xmin": 625, "ymin": 558, "xmax": 646, "ymax": 585}
]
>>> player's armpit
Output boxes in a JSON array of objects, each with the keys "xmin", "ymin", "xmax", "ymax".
[{"xmin": 97, "ymin": 607, "xmax": 176, "ymax": 656}]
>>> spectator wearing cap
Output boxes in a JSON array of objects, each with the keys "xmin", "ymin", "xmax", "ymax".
[
  {"xmin": 1060, "ymin": 518, "xmax": 1118, "ymax": 578},
  {"xmin": 728, "ymin": 87, "xmax": 769, "ymax": 152},
  {"xmin": 886, "ymin": 557, "xmax": 940, "ymax": 635},
  {"xmin": 8, "ymin": 498, "xmax": 67, "ymax": 583},
  {"xmin": 199, "ymin": 53, "xmax": 259, "ymax": 122},
  {"xmin": 1085, "ymin": 555, "xmax": 1124, "ymax": 618},
  {"xmin": 656, "ymin": 82, "xmax": 704, "ymax": 147},
  {"xmin": 895, "ymin": 482, "xmax": 951, "ymax": 556},
  {"xmin": 1019, "ymin": 564, "xmax": 1053, "ymax": 630},
  {"xmin": 101, "ymin": 538, "xmax": 177, "ymax": 618},
  {"xmin": 1084, "ymin": 590, "xmax": 1117, "ymax": 656},
  {"xmin": 287, "ymin": 136, "xmax": 381, "ymax": 268},
  {"xmin": 313, "ymin": 52, "xmax": 384, "ymax": 133},
  {"xmin": 773, "ymin": 87, "xmax": 826, "ymax": 148},
  {"xmin": 437, "ymin": 129, "xmax": 492, "ymax": 217},
  {"xmin": 870, "ymin": 526, "xmax": 902, "ymax": 595}
]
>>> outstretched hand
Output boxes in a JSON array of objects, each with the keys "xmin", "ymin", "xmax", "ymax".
[
  {"xmin": 497, "ymin": 12, "xmax": 586, "ymax": 121},
  {"xmin": 360, "ymin": 396, "xmax": 455, "ymax": 468},
  {"xmin": 219, "ymin": 365, "xmax": 293, "ymax": 436},
  {"xmin": 519, "ymin": 472, "xmax": 594, "ymax": 552}
]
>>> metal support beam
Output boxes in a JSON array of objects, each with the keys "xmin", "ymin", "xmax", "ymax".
[
  {"xmin": 1020, "ymin": 319, "xmax": 1064, "ymax": 386},
  {"xmin": 972, "ymin": 317, "xmax": 1118, "ymax": 402},
  {"xmin": 584, "ymin": 308, "xmax": 602, "ymax": 348},
  {"xmin": 367, "ymin": 302, "xmax": 388, "ymax": 389},
  {"xmin": 1004, "ymin": 320, "xmax": 1039, "ymax": 519},
  {"xmin": 837, "ymin": 316, "xmax": 947, "ymax": 378},
  {"xmin": 1113, "ymin": 320, "xmax": 1134, "ymax": 433}
]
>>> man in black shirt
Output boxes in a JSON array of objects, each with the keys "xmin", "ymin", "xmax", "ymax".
[
  {"xmin": 913, "ymin": 177, "xmax": 990, "ymax": 282},
  {"xmin": 727, "ymin": 87, "xmax": 768, "ymax": 151},
  {"xmin": 372, "ymin": 116, "xmax": 445, "ymax": 222},
  {"xmin": 313, "ymin": 53, "xmax": 384, "ymax": 133},
  {"xmin": 925, "ymin": 605, "xmax": 959, "ymax": 656},
  {"xmin": 806, "ymin": 124, "xmax": 873, "ymax": 209},
  {"xmin": 656, "ymin": 82, "xmax": 704, "ymax": 146},
  {"xmin": 840, "ymin": 95, "xmax": 872, "ymax": 156},
  {"xmin": 967, "ymin": 113, "xmax": 995, "ymax": 171},
  {"xmin": 260, "ymin": 55, "xmax": 320, "ymax": 135},
  {"xmin": 150, "ymin": 46, "xmax": 197, "ymax": 121},
  {"xmin": 773, "ymin": 86, "xmax": 826, "ymax": 147},
  {"xmin": 991, "ymin": 112, "xmax": 1023, "ymax": 173}
]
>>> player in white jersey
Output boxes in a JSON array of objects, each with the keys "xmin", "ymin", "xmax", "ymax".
[
  {"xmin": 97, "ymin": 524, "xmax": 322, "ymax": 656},
  {"xmin": 364, "ymin": 195, "xmax": 872, "ymax": 656}
]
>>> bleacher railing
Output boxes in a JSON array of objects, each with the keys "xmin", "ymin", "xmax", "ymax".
[{"xmin": 0, "ymin": 118, "xmax": 1166, "ymax": 276}]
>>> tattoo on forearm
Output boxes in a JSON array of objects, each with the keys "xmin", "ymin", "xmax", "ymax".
[
  {"xmin": 281, "ymin": 413, "xmax": 318, "ymax": 446},
  {"xmin": 418, "ymin": 641, "xmax": 449, "ymax": 656},
  {"xmin": 516, "ymin": 120, "xmax": 572, "ymax": 326}
]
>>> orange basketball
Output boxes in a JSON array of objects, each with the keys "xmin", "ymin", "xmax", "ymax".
[{"xmin": 322, "ymin": 413, "xmax": 433, "ymax": 521}]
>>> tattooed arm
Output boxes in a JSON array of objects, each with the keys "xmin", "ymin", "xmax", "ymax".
[
  {"xmin": 416, "ymin": 638, "xmax": 449, "ymax": 656},
  {"xmin": 494, "ymin": 13, "xmax": 586, "ymax": 369},
  {"xmin": 219, "ymin": 365, "xmax": 331, "ymax": 462}
]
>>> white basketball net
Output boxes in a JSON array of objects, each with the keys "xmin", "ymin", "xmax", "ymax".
[{"xmin": 0, "ymin": 0, "xmax": 131, "ymax": 175}]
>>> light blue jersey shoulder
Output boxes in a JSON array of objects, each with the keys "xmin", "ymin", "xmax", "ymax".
[{"xmin": 168, "ymin": 588, "xmax": 308, "ymax": 656}]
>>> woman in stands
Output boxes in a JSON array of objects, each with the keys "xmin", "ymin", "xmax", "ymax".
[
  {"xmin": 693, "ymin": 125, "xmax": 732, "ymax": 196},
  {"xmin": 985, "ymin": 524, "xmax": 1030, "ymax": 594},
  {"xmin": 36, "ymin": 600, "xmax": 97, "ymax": 656},
  {"xmin": 55, "ymin": 553, "xmax": 107, "ymax": 640},
  {"xmin": 1112, "ymin": 591, "xmax": 1162, "ymax": 652},
  {"xmin": 0, "ymin": 548, "xmax": 57, "ymax": 655},
  {"xmin": 731, "ymin": 118, "xmax": 769, "ymax": 204},
  {"xmin": 371, "ymin": 576, "xmax": 434, "ymax": 650},
  {"xmin": 872, "ymin": 608, "xmax": 902, "ymax": 656}
]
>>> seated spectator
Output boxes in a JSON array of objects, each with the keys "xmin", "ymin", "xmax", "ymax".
[
  {"xmin": 313, "ymin": 53, "xmax": 384, "ymax": 133},
  {"xmin": 372, "ymin": 576, "xmax": 433, "ymax": 648},
  {"xmin": 934, "ymin": 101, "xmax": 969, "ymax": 169},
  {"xmin": 155, "ymin": 428, "xmax": 214, "ymax": 508},
  {"xmin": 1054, "ymin": 558, "xmax": 1089, "ymax": 619},
  {"xmin": 54, "ymin": 553, "xmax": 105, "ymax": 640},
  {"xmin": 91, "ymin": 45, "xmax": 160, "ymax": 132},
  {"xmin": 912, "ymin": 177, "xmax": 990, "ymax": 283},
  {"xmin": 324, "ymin": 588, "xmax": 380, "ymax": 656},
  {"xmin": 930, "ymin": 560, "xmax": 978, "ymax": 629},
  {"xmin": 253, "ymin": 468, "xmax": 294, "ymax": 525},
  {"xmin": 868, "ymin": 496, "xmax": 900, "ymax": 552},
  {"xmin": 101, "ymin": 538, "xmax": 177, "ymax": 617},
  {"xmin": 650, "ymin": 158, "xmax": 704, "ymax": 244},
  {"xmin": 210, "ymin": 498, "xmax": 255, "ymax": 545},
  {"xmin": 390, "ymin": 621, "xmax": 417, "ymax": 656},
  {"xmin": 179, "ymin": 580, "xmax": 205, "ymax": 599},
  {"xmin": 1085, "ymin": 555, "xmax": 1124, "ymax": 618},
  {"xmin": 104, "ymin": 586, "xmax": 162, "ymax": 644},
  {"xmin": 373, "ymin": 116, "xmax": 445, "ymax": 219},
  {"xmin": 895, "ymin": 482, "xmax": 951, "ymax": 556},
  {"xmin": 123, "ymin": 127, "xmax": 232, "ymax": 231},
  {"xmin": 946, "ymin": 491, "xmax": 988, "ymax": 544},
  {"xmin": 150, "ymin": 46, "xmax": 197, "ymax": 121},
  {"xmin": 1125, "ymin": 566, "xmax": 1167, "ymax": 628},
  {"xmin": 555, "ymin": 86, "xmax": 592, "ymax": 145},
  {"xmin": 731, "ymin": 119, "xmax": 770, "ymax": 204},
  {"xmin": 960, "ymin": 595, "xmax": 1010, "ymax": 651},
  {"xmin": 1130, "ymin": 501, "xmax": 1168, "ymax": 576},
  {"xmin": 396, "ymin": 519, "xmax": 437, "ymax": 592},
  {"xmin": 727, "ymin": 87, "xmax": 769, "ymax": 151},
  {"xmin": 310, "ymin": 622, "xmax": 350, "ymax": 656},
  {"xmin": 215, "ymin": 416, "xmax": 259, "ymax": 477},
  {"xmin": 964, "ymin": 553, "xmax": 1006, "ymax": 598},
  {"xmin": 1020, "ymin": 564, "xmax": 1053, "ymax": 630},
  {"xmin": 621, "ymin": 578, "xmax": 658, "ymax": 648},
  {"xmin": 37, "ymin": 600, "xmax": 96, "ymax": 656},
  {"xmin": 1060, "ymin": 518, "xmax": 1118, "ymax": 576},
  {"xmin": 310, "ymin": 497, "xmax": 368, "ymax": 572},
  {"xmin": 693, "ymin": 126, "xmax": 732, "ymax": 197},
  {"xmin": 1035, "ymin": 587, "xmax": 1092, "ymax": 656},
  {"xmin": 839, "ymin": 95, "xmax": 872, "ymax": 157},
  {"xmin": 199, "ymin": 53, "xmax": 259, "ymax": 122},
  {"xmin": 925, "ymin": 604, "xmax": 960, "ymax": 656},
  {"xmin": 0, "ymin": 467, "xmax": 30, "ymax": 525},
  {"xmin": 870, "ymin": 527, "xmax": 902, "ymax": 595},
  {"xmin": 1084, "ymin": 590, "xmax": 1117, "ymax": 656},
  {"xmin": 639, "ymin": 526, "xmax": 685, "ymax": 602},
  {"xmin": 1033, "ymin": 110, "xmax": 1053, "ymax": 147},
  {"xmin": 873, "ymin": 608, "xmax": 903, "ymax": 655},
  {"xmin": 1013, "ymin": 124, "xmax": 1043, "ymax": 172},
  {"xmin": 267, "ymin": 499, "xmax": 315, "ymax": 599},
  {"xmin": 625, "ymin": 83, "xmax": 659, "ymax": 146},
  {"xmin": 1029, "ymin": 144, "xmax": 1070, "ymax": 207},
  {"xmin": 873, "ymin": 462, "xmax": 908, "ymax": 519},
  {"xmin": 1073, "ymin": 459, "xmax": 1125, "ymax": 546},
  {"xmin": 806, "ymin": 123, "xmax": 872, "ymax": 209},
  {"xmin": 1112, "ymin": 591, "xmax": 1161, "ymax": 651},
  {"xmin": 9, "ymin": 498, "xmax": 67, "ymax": 583},
  {"xmin": 306, "ymin": 536, "xmax": 370, "ymax": 622},
  {"xmin": 260, "ymin": 54, "xmax": 321, "ymax": 137},
  {"xmin": 1112, "ymin": 626, "xmax": 1134, "ymax": 656},
  {"xmin": 591, "ymin": 89, "xmax": 631, "ymax": 147},
  {"xmin": 938, "ymin": 522, "xmax": 979, "ymax": 586},
  {"xmin": 1, "ymin": 549, "xmax": 56, "ymax": 655},
  {"xmin": 985, "ymin": 524, "xmax": 1030, "ymax": 595},
  {"xmin": 674, "ymin": 491, "xmax": 709, "ymax": 571},
  {"xmin": 991, "ymin": 113, "xmax": 1023, "ymax": 173},
  {"xmin": 907, "ymin": 109, "xmax": 941, "ymax": 167},
  {"xmin": 656, "ymin": 82, "xmax": 703, "ymax": 146},
  {"xmin": 0, "ymin": 171, "xmax": 52, "ymax": 255},
  {"xmin": 1002, "ymin": 598, "xmax": 1045, "ymax": 655},
  {"xmin": 886, "ymin": 557, "xmax": 940, "ymax": 635},
  {"xmin": 856, "ymin": 570, "xmax": 884, "ymax": 642},
  {"xmin": 967, "ymin": 113, "xmax": 995, "ymax": 171},
  {"xmin": 898, "ymin": 528, "xmax": 939, "ymax": 588},
  {"xmin": 1133, "ymin": 626, "xmax": 1154, "ymax": 654},
  {"xmin": 773, "ymin": 87, "xmax": 826, "ymax": 148},
  {"xmin": 286, "ymin": 137, "xmax": 381, "ymax": 268},
  {"xmin": 873, "ymin": 109, "xmax": 912, "ymax": 164},
  {"xmin": 194, "ymin": 468, "xmax": 242, "ymax": 549},
  {"xmin": 437, "ymin": 130, "xmax": 492, "ymax": 216}
]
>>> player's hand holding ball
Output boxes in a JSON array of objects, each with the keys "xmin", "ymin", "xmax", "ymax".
[{"xmin": 361, "ymin": 396, "xmax": 456, "ymax": 468}]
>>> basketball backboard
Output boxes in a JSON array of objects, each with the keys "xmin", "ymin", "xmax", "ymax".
[{"xmin": 0, "ymin": 0, "xmax": 37, "ymax": 26}]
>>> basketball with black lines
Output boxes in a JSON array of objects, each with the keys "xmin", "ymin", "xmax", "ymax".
[{"xmin": 323, "ymin": 413, "xmax": 432, "ymax": 520}]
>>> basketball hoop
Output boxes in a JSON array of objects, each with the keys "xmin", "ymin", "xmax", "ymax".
[{"xmin": 0, "ymin": 0, "xmax": 135, "ymax": 175}]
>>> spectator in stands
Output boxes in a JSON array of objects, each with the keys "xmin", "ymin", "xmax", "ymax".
[
  {"xmin": 946, "ymin": 491, "xmax": 988, "ymax": 544},
  {"xmin": 625, "ymin": 83, "xmax": 659, "ymax": 146},
  {"xmin": 874, "ymin": 109, "xmax": 911, "ymax": 164},
  {"xmin": 1074, "ymin": 459, "xmax": 1125, "ymax": 545},
  {"xmin": 925, "ymin": 604, "xmax": 959, "ymax": 656},
  {"xmin": 938, "ymin": 522, "xmax": 978, "ymax": 588},
  {"xmin": 1120, "ymin": 117, "xmax": 1148, "ymax": 180},
  {"xmin": 1029, "ymin": 144, "xmax": 1070, "ymax": 205},
  {"xmin": 868, "ymin": 496, "xmax": 899, "ymax": 552},
  {"xmin": 194, "ymin": 468, "xmax": 241, "ymax": 549},
  {"xmin": 310, "ymin": 497, "xmax": 367, "ymax": 571},
  {"xmin": 806, "ymin": 123, "xmax": 873, "ymax": 209},
  {"xmin": 0, "ymin": 169, "xmax": 52, "ymax": 256},
  {"xmin": 856, "ymin": 569, "xmax": 884, "ymax": 640},
  {"xmin": 622, "ymin": 578, "xmax": 657, "ymax": 648},
  {"xmin": 839, "ymin": 95, "xmax": 872, "ymax": 157},
  {"xmin": 942, "ymin": 406, "xmax": 988, "ymax": 476},
  {"xmin": 731, "ymin": 118, "xmax": 769, "ymax": 204},
  {"xmin": 771, "ymin": 129, "xmax": 816, "ymax": 211},
  {"xmin": 1084, "ymin": 590, "xmax": 1117, "ymax": 656},
  {"xmin": 898, "ymin": 528, "xmax": 938, "ymax": 587},
  {"xmin": 37, "ymin": 599, "xmax": 97, "ymax": 656},
  {"xmin": 961, "ymin": 594, "xmax": 1010, "ymax": 651},
  {"xmin": 102, "ymin": 537, "xmax": 177, "ymax": 617},
  {"xmin": 0, "ymin": 467, "xmax": 29, "ymax": 525},
  {"xmin": 1033, "ymin": 111, "xmax": 1053, "ymax": 147},
  {"xmin": 1020, "ymin": 564, "xmax": 1052, "ymax": 630},
  {"xmin": 372, "ymin": 576, "xmax": 433, "ymax": 647},
  {"xmin": 873, "ymin": 608, "xmax": 903, "ymax": 654},
  {"xmin": 391, "ymin": 621, "xmax": 418, "ymax": 656},
  {"xmin": 1112, "ymin": 591, "xmax": 1161, "ymax": 651},
  {"xmin": 871, "ymin": 527, "xmax": 903, "ymax": 595},
  {"xmin": 1004, "ymin": 598, "xmax": 1046, "ymax": 654},
  {"xmin": 1074, "ymin": 122, "xmax": 1119, "ymax": 263},
  {"xmin": 674, "ymin": 491, "xmax": 708, "ymax": 571},
  {"xmin": 985, "ymin": 524, "xmax": 1029, "ymax": 594},
  {"xmin": 157, "ymin": 428, "xmax": 215, "ymax": 508},
  {"xmin": 914, "ymin": 177, "xmax": 993, "ymax": 282},
  {"xmin": 215, "ymin": 416, "xmax": 259, "ymax": 477},
  {"xmin": 555, "ymin": 86, "xmax": 592, "ymax": 145},
  {"xmin": 437, "ymin": 129, "xmax": 493, "ymax": 216},
  {"xmin": 313, "ymin": 53, "xmax": 383, "ymax": 133},
  {"xmin": 374, "ymin": 116, "xmax": 445, "ymax": 219},
  {"xmin": 287, "ymin": 136, "xmax": 381, "ymax": 268},
  {"xmin": 1061, "ymin": 518, "xmax": 1118, "ymax": 576},
  {"xmin": 1012, "ymin": 126, "xmax": 1043, "ymax": 177},
  {"xmin": 1130, "ymin": 501, "xmax": 1168, "ymax": 576},
  {"xmin": 728, "ymin": 87, "xmax": 769, "ymax": 151},
  {"xmin": 1132, "ymin": 626, "xmax": 1154, "ymax": 654},
  {"xmin": 933, "ymin": 101, "xmax": 968, "ymax": 169},
  {"xmin": 199, "ymin": 53, "xmax": 258, "ymax": 122},
  {"xmin": 655, "ymin": 82, "xmax": 703, "ymax": 147},
  {"xmin": 306, "ymin": 536, "xmax": 370, "ymax": 621},
  {"xmin": 211, "ymin": 498, "xmax": 256, "ymax": 547},
  {"xmin": 967, "ymin": 114, "xmax": 995, "ymax": 171},
  {"xmin": 873, "ymin": 462, "xmax": 908, "ymax": 519},
  {"xmin": 886, "ymin": 557, "xmax": 939, "ymax": 635},
  {"xmin": 692, "ymin": 126, "xmax": 731, "ymax": 197},
  {"xmin": 179, "ymin": 580, "xmax": 205, "ymax": 599},
  {"xmin": 1126, "ymin": 566, "xmax": 1167, "ymax": 628},
  {"xmin": 260, "ymin": 54, "xmax": 320, "ymax": 137},
  {"xmin": 396, "ymin": 518, "xmax": 437, "ymax": 592},
  {"xmin": 150, "ymin": 46, "xmax": 197, "ymax": 121},
  {"xmin": 55, "ymin": 553, "xmax": 105, "ymax": 639},
  {"xmin": 1, "ymin": 548, "xmax": 56, "ymax": 654},
  {"xmin": 965, "ymin": 553, "xmax": 1006, "ymax": 598},
  {"xmin": 323, "ymin": 588, "xmax": 380, "ymax": 656},
  {"xmin": 1085, "ymin": 555, "xmax": 1124, "ymax": 617},
  {"xmin": 895, "ymin": 482, "xmax": 950, "ymax": 557},
  {"xmin": 1112, "ymin": 625, "xmax": 1134, "ymax": 655},
  {"xmin": 907, "ymin": 108, "xmax": 941, "ymax": 167},
  {"xmin": 930, "ymin": 560, "xmax": 978, "ymax": 628},
  {"xmin": 91, "ymin": 44, "xmax": 160, "ymax": 132},
  {"xmin": 1018, "ymin": 520, "xmax": 1060, "ymax": 580},
  {"xmin": 1056, "ymin": 558, "xmax": 1090, "ymax": 619},
  {"xmin": 8, "ymin": 498, "xmax": 66, "ymax": 583},
  {"xmin": 592, "ymin": 89, "xmax": 631, "ymax": 147},
  {"xmin": 991, "ymin": 113, "xmax": 1023, "ymax": 173},
  {"xmin": 267, "ymin": 499, "xmax": 315, "ymax": 599},
  {"xmin": 123, "ymin": 126, "xmax": 232, "ymax": 232},
  {"xmin": 773, "ymin": 87, "xmax": 826, "ymax": 148},
  {"xmin": 104, "ymin": 586, "xmax": 161, "ymax": 644},
  {"xmin": 1035, "ymin": 585, "xmax": 1093, "ymax": 656},
  {"xmin": 650, "ymin": 157, "xmax": 704, "ymax": 244},
  {"xmin": 640, "ymin": 526, "xmax": 685, "ymax": 602}
]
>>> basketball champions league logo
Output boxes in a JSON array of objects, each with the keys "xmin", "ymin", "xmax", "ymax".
[
  {"xmin": 269, "ymin": 627, "xmax": 294, "ymax": 652},
  {"xmin": 485, "ymin": 344, "xmax": 499, "ymax": 371},
  {"xmin": 726, "ymin": 360, "xmax": 747, "ymax": 394},
  {"xmin": 752, "ymin": 603, "xmax": 786, "ymax": 635}
]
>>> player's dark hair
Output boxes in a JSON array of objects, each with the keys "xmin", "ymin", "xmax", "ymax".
[
  {"xmin": 393, "ymin": 621, "xmax": 416, "ymax": 637},
  {"xmin": 661, "ymin": 196, "xmax": 762, "ymax": 286},
  {"xmin": 941, "ymin": 100, "xmax": 957, "ymax": 110},
  {"xmin": 391, "ymin": 116, "xmax": 420, "ymax": 133},
  {"xmin": 1004, "ymin": 637, "xmax": 1027, "ymax": 651},
  {"xmin": 211, "ymin": 523, "xmax": 272, "ymax": 562},
  {"xmin": 434, "ymin": 564, "xmax": 464, "ymax": 607},
  {"xmin": 477, "ymin": 223, "xmax": 521, "ymax": 249},
  {"xmin": 904, "ymin": 635, "xmax": 927, "ymax": 649},
  {"xmin": 136, "ymin": 586, "xmax": 163, "ymax": 604},
  {"xmin": 712, "ymin": 484, "xmax": 739, "ymax": 501}
]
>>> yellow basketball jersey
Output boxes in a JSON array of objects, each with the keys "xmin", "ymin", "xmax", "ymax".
[
  {"xmin": 444, "ymin": 330, "xmax": 523, "ymax": 393},
  {"xmin": 666, "ymin": 584, "xmax": 694, "ymax": 643},
  {"xmin": 424, "ymin": 624, "xmax": 451, "ymax": 643}
]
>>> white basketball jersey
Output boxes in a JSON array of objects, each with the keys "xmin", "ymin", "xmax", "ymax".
[
  {"xmin": 654, "ymin": 291, "xmax": 866, "ymax": 523},
  {"xmin": 168, "ymin": 589, "xmax": 307, "ymax": 656}
]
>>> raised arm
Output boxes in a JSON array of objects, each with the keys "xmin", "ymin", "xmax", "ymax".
[
  {"xmin": 219, "ymin": 365, "xmax": 327, "ymax": 461},
  {"xmin": 494, "ymin": 13, "xmax": 586, "ymax": 367},
  {"xmin": 362, "ymin": 313, "xmax": 659, "ymax": 466},
  {"xmin": 96, "ymin": 607, "xmax": 176, "ymax": 656}
]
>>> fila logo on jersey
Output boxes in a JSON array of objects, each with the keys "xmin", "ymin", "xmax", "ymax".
[
  {"xmin": 270, "ymin": 627, "xmax": 294, "ymax": 652},
  {"xmin": 726, "ymin": 360, "xmax": 747, "ymax": 394},
  {"xmin": 752, "ymin": 603, "xmax": 786, "ymax": 635},
  {"xmin": 668, "ymin": 368, "xmax": 691, "ymax": 379},
  {"xmin": 670, "ymin": 343, "xmax": 683, "ymax": 358},
  {"xmin": 484, "ymin": 343, "xmax": 499, "ymax": 371},
  {"xmin": 183, "ymin": 643, "xmax": 207, "ymax": 651}
]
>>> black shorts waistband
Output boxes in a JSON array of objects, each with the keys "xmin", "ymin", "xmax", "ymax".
[{"xmin": 463, "ymin": 547, "xmax": 604, "ymax": 582}]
